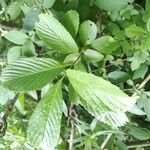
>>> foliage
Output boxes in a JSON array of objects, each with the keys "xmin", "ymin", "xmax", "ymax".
[{"xmin": 0, "ymin": 0, "xmax": 150, "ymax": 149}]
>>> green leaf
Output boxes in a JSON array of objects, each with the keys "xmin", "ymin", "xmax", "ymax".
[
  {"xmin": 83, "ymin": 49, "xmax": 104, "ymax": 63},
  {"xmin": 91, "ymin": 36, "xmax": 118, "ymax": 54},
  {"xmin": 125, "ymin": 24, "xmax": 144, "ymax": 38},
  {"xmin": 66, "ymin": 69, "xmax": 136, "ymax": 128},
  {"xmin": 7, "ymin": 46, "xmax": 22, "ymax": 64},
  {"xmin": 5, "ymin": 30, "xmax": 28, "ymax": 45},
  {"xmin": 108, "ymin": 71, "xmax": 131, "ymax": 83},
  {"xmin": 27, "ymin": 81, "xmax": 63, "ymax": 149},
  {"xmin": 7, "ymin": 1, "xmax": 21, "ymax": 20},
  {"xmin": 147, "ymin": 17, "xmax": 150, "ymax": 32},
  {"xmin": 79, "ymin": 20, "xmax": 97, "ymax": 46},
  {"xmin": 63, "ymin": 53, "xmax": 79, "ymax": 64},
  {"xmin": 95, "ymin": 0, "xmax": 128, "ymax": 12},
  {"xmin": 36, "ymin": 14, "xmax": 78, "ymax": 54},
  {"xmin": 129, "ymin": 127, "xmax": 150, "ymax": 140},
  {"xmin": 43, "ymin": 0, "xmax": 55, "ymax": 8},
  {"xmin": 1, "ymin": 58, "xmax": 66, "ymax": 91},
  {"xmin": 23, "ymin": 7, "xmax": 39, "ymax": 32},
  {"xmin": 22, "ymin": 38, "xmax": 37, "ymax": 57},
  {"xmin": 131, "ymin": 51, "xmax": 149, "ymax": 71},
  {"xmin": 62, "ymin": 10, "xmax": 79, "ymax": 38},
  {"xmin": 0, "ymin": 85, "xmax": 14, "ymax": 105},
  {"xmin": 133, "ymin": 64, "xmax": 148, "ymax": 79}
]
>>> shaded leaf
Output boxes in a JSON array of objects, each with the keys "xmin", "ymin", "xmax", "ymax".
[
  {"xmin": 62, "ymin": 10, "xmax": 79, "ymax": 38},
  {"xmin": 23, "ymin": 7, "xmax": 39, "ymax": 32}
]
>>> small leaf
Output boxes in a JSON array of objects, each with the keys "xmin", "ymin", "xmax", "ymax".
[
  {"xmin": 131, "ymin": 51, "xmax": 149, "ymax": 71},
  {"xmin": 36, "ymin": 14, "xmax": 78, "ymax": 54},
  {"xmin": 62, "ymin": 10, "xmax": 79, "ymax": 38},
  {"xmin": 91, "ymin": 36, "xmax": 118, "ymax": 54},
  {"xmin": 5, "ymin": 30, "xmax": 28, "ymax": 45},
  {"xmin": 129, "ymin": 127, "xmax": 150, "ymax": 140},
  {"xmin": 27, "ymin": 81, "xmax": 63, "ymax": 149},
  {"xmin": 1, "ymin": 58, "xmax": 66, "ymax": 91},
  {"xmin": 23, "ymin": 7, "xmax": 39, "ymax": 32},
  {"xmin": 79, "ymin": 20, "xmax": 97, "ymax": 45},
  {"xmin": 7, "ymin": 46, "xmax": 22, "ymax": 64},
  {"xmin": 95, "ymin": 0, "xmax": 128, "ymax": 12},
  {"xmin": 108, "ymin": 71, "xmax": 131, "ymax": 83},
  {"xmin": 66, "ymin": 69, "xmax": 136, "ymax": 128},
  {"xmin": 133, "ymin": 64, "xmax": 148, "ymax": 79},
  {"xmin": 83, "ymin": 49, "xmax": 104, "ymax": 63},
  {"xmin": 63, "ymin": 53, "xmax": 79, "ymax": 64},
  {"xmin": 125, "ymin": 24, "xmax": 144, "ymax": 38},
  {"xmin": 22, "ymin": 38, "xmax": 37, "ymax": 57}
]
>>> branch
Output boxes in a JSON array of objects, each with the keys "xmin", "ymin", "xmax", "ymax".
[
  {"xmin": 127, "ymin": 141, "xmax": 150, "ymax": 149},
  {"xmin": 0, "ymin": 93, "xmax": 19, "ymax": 138},
  {"xmin": 100, "ymin": 74, "xmax": 150, "ymax": 149}
]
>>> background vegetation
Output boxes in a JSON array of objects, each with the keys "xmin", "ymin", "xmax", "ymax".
[{"xmin": 0, "ymin": 0, "xmax": 150, "ymax": 149}]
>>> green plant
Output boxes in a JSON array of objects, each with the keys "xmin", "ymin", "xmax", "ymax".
[{"xmin": 0, "ymin": 0, "xmax": 150, "ymax": 149}]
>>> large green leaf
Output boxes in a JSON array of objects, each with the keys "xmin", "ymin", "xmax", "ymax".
[
  {"xmin": 66, "ymin": 69, "xmax": 136, "ymax": 128},
  {"xmin": 36, "ymin": 14, "xmax": 78, "ymax": 54},
  {"xmin": 62, "ymin": 10, "xmax": 79, "ymax": 38},
  {"xmin": 1, "ymin": 58, "xmax": 66, "ymax": 92},
  {"xmin": 27, "ymin": 81, "xmax": 63, "ymax": 149}
]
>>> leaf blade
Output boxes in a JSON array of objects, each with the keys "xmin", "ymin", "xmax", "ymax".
[{"xmin": 1, "ymin": 58, "xmax": 66, "ymax": 91}]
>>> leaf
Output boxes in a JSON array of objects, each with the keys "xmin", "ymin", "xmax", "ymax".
[
  {"xmin": 27, "ymin": 81, "xmax": 63, "ymax": 149},
  {"xmin": 7, "ymin": 46, "xmax": 22, "ymax": 64},
  {"xmin": 63, "ymin": 53, "xmax": 79, "ymax": 64},
  {"xmin": 22, "ymin": 38, "xmax": 37, "ymax": 57},
  {"xmin": 108, "ymin": 71, "xmax": 131, "ymax": 83},
  {"xmin": 133, "ymin": 64, "xmax": 148, "ymax": 79},
  {"xmin": 79, "ymin": 20, "xmax": 97, "ymax": 46},
  {"xmin": 66, "ymin": 69, "xmax": 136, "ymax": 128},
  {"xmin": 43, "ymin": 0, "xmax": 55, "ymax": 8},
  {"xmin": 131, "ymin": 51, "xmax": 149, "ymax": 71},
  {"xmin": 95, "ymin": 0, "xmax": 128, "ymax": 12},
  {"xmin": 62, "ymin": 10, "xmax": 79, "ymax": 38},
  {"xmin": 125, "ymin": 24, "xmax": 144, "ymax": 38},
  {"xmin": 83, "ymin": 49, "xmax": 104, "ymax": 63},
  {"xmin": 0, "ymin": 85, "xmax": 14, "ymax": 105},
  {"xmin": 144, "ymin": 98, "xmax": 150, "ymax": 120},
  {"xmin": 23, "ymin": 7, "xmax": 39, "ymax": 32},
  {"xmin": 129, "ymin": 127, "xmax": 150, "ymax": 140},
  {"xmin": 147, "ymin": 17, "xmax": 150, "ymax": 32},
  {"xmin": 91, "ymin": 36, "xmax": 118, "ymax": 54},
  {"xmin": 36, "ymin": 14, "xmax": 78, "ymax": 54},
  {"xmin": 1, "ymin": 58, "xmax": 66, "ymax": 92},
  {"xmin": 7, "ymin": 1, "xmax": 21, "ymax": 20},
  {"xmin": 5, "ymin": 30, "xmax": 28, "ymax": 45}
]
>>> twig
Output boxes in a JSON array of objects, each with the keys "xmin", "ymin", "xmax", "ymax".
[
  {"xmin": 100, "ymin": 74, "xmax": 150, "ymax": 149},
  {"xmin": 67, "ymin": 104, "xmax": 75, "ymax": 150},
  {"xmin": 0, "ymin": 93, "xmax": 19, "ymax": 138},
  {"xmin": 127, "ymin": 142, "xmax": 150, "ymax": 149},
  {"xmin": 100, "ymin": 133, "xmax": 112, "ymax": 150}
]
